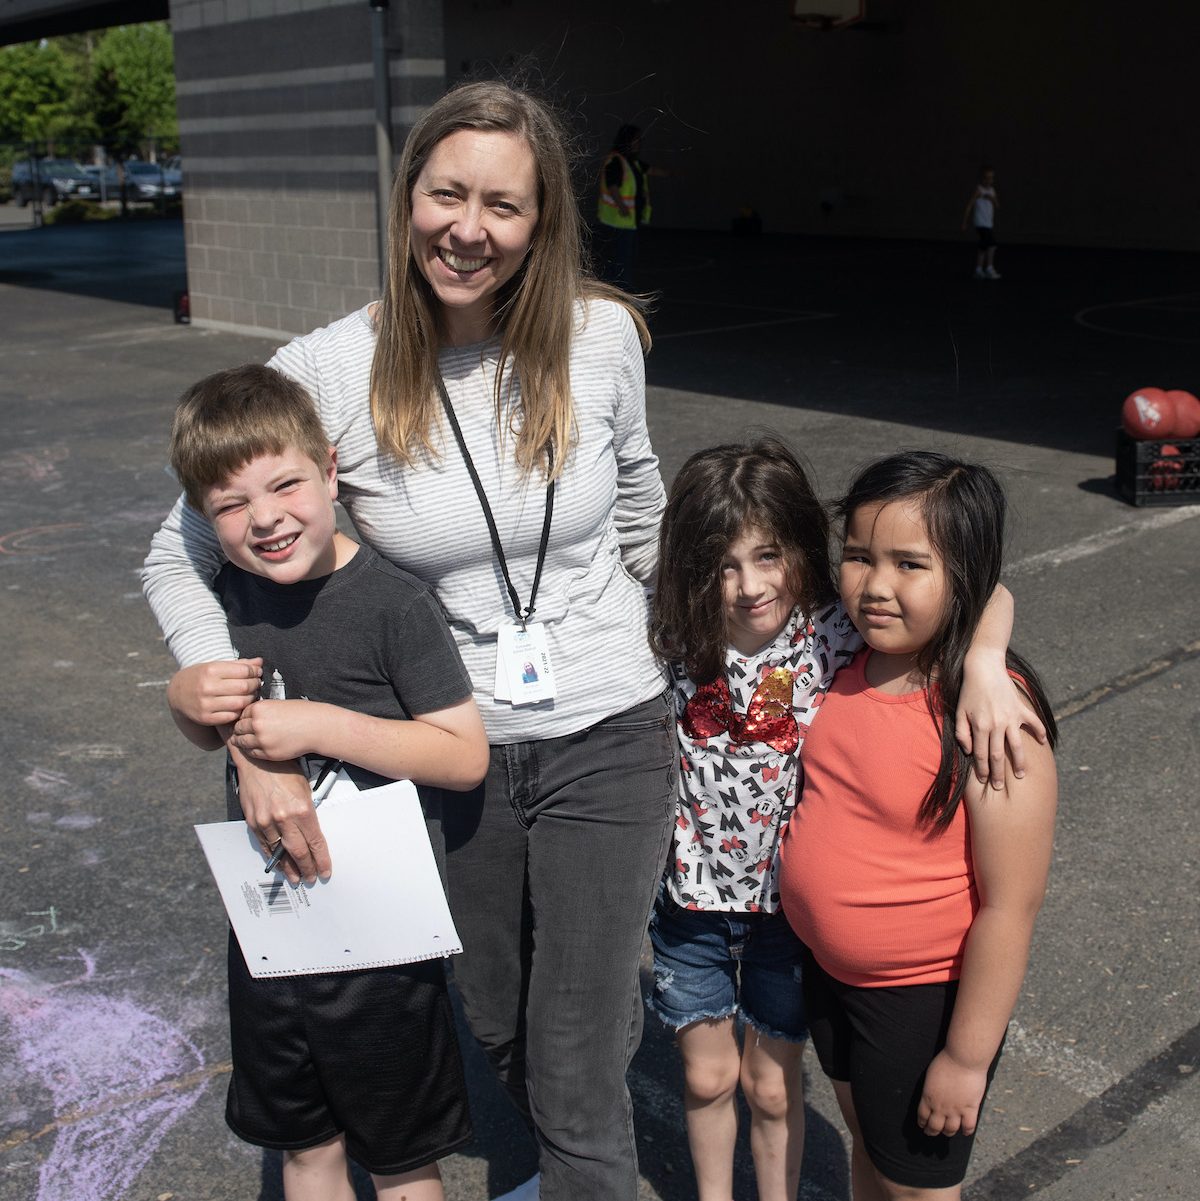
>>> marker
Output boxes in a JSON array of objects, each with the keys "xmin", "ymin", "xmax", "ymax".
[{"xmin": 263, "ymin": 760, "xmax": 342, "ymax": 874}]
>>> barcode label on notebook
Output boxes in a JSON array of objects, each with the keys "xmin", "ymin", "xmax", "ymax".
[{"xmin": 260, "ymin": 880, "xmax": 294, "ymax": 916}]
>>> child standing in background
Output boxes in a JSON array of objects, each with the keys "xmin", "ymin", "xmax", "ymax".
[
  {"xmin": 647, "ymin": 438, "xmax": 1043, "ymax": 1201},
  {"xmin": 781, "ymin": 451, "xmax": 1058, "ymax": 1201},
  {"xmin": 962, "ymin": 166, "xmax": 1001, "ymax": 279}
]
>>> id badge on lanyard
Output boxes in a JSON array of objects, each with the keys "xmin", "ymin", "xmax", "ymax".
[
  {"xmin": 436, "ymin": 372, "xmax": 558, "ymax": 708},
  {"xmin": 494, "ymin": 620, "xmax": 557, "ymax": 704}
]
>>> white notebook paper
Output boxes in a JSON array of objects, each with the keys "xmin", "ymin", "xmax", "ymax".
[{"xmin": 195, "ymin": 773, "xmax": 461, "ymax": 979}]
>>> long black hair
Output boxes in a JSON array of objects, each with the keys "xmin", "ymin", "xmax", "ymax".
[
  {"xmin": 837, "ymin": 451, "xmax": 1058, "ymax": 829},
  {"xmin": 650, "ymin": 436, "xmax": 836, "ymax": 684}
]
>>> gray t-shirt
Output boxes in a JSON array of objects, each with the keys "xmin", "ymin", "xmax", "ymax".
[{"xmin": 215, "ymin": 544, "xmax": 471, "ymax": 819}]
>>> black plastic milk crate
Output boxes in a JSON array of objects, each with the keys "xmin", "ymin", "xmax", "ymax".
[{"xmin": 1115, "ymin": 430, "xmax": 1200, "ymax": 506}]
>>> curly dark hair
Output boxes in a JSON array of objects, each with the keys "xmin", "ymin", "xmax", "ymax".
[{"xmin": 649, "ymin": 435, "xmax": 835, "ymax": 684}]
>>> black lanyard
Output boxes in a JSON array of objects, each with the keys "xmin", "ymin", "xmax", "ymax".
[{"xmin": 435, "ymin": 373, "xmax": 554, "ymax": 629}]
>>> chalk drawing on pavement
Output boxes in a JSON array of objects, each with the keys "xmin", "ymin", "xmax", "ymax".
[
  {"xmin": 0, "ymin": 950, "xmax": 215, "ymax": 1201},
  {"xmin": 0, "ymin": 524, "xmax": 87, "ymax": 556}
]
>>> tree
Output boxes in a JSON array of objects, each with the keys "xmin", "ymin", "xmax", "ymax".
[
  {"xmin": 0, "ymin": 40, "xmax": 82, "ymax": 147},
  {"xmin": 92, "ymin": 24, "xmax": 177, "ymax": 158},
  {"xmin": 0, "ymin": 24, "xmax": 177, "ymax": 161}
]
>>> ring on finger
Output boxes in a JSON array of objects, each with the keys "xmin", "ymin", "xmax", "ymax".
[{"xmin": 267, "ymin": 837, "xmax": 283, "ymax": 851}]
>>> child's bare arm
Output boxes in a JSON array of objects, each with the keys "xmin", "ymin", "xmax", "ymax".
[
  {"xmin": 167, "ymin": 659, "xmax": 327, "ymax": 884},
  {"xmin": 961, "ymin": 188, "xmax": 979, "ymax": 230},
  {"xmin": 957, "ymin": 585, "xmax": 1048, "ymax": 787},
  {"xmin": 169, "ymin": 706, "xmax": 224, "ymax": 751},
  {"xmin": 228, "ymin": 695, "xmax": 489, "ymax": 791},
  {"xmin": 917, "ymin": 732, "xmax": 1057, "ymax": 1137}
]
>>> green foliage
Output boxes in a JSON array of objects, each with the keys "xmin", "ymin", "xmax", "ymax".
[
  {"xmin": 0, "ymin": 40, "xmax": 83, "ymax": 144},
  {"xmin": 93, "ymin": 24, "xmax": 177, "ymax": 155},
  {"xmin": 0, "ymin": 23, "xmax": 177, "ymax": 158},
  {"xmin": 43, "ymin": 198, "xmax": 90, "ymax": 224},
  {"xmin": 42, "ymin": 199, "xmax": 129, "ymax": 224}
]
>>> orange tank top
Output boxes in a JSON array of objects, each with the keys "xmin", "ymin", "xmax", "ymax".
[{"xmin": 779, "ymin": 650, "xmax": 977, "ymax": 987}]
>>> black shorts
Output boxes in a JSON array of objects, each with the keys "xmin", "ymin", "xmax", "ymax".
[
  {"xmin": 801, "ymin": 946, "xmax": 1003, "ymax": 1189},
  {"xmin": 976, "ymin": 226, "xmax": 996, "ymax": 249},
  {"xmin": 226, "ymin": 934, "xmax": 472, "ymax": 1174}
]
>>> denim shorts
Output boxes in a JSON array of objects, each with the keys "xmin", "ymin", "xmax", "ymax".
[{"xmin": 647, "ymin": 884, "xmax": 807, "ymax": 1042}]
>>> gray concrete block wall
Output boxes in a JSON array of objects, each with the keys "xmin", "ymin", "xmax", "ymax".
[{"xmin": 168, "ymin": 0, "xmax": 445, "ymax": 338}]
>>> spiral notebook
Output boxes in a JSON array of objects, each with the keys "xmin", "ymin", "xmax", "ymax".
[{"xmin": 195, "ymin": 772, "xmax": 461, "ymax": 978}]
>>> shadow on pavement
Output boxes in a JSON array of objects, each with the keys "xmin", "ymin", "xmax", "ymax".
[
  {"xmin": 0, "ymin": 216, "xmax": 186, "ymax": 312},
  {"xmin": 2, "ymin": 216, "xmax": 1196, "ymax": 462}
]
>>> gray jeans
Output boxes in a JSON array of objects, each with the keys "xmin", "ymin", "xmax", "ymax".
[{"xmin": 443, "ymin": 689, "xmax": 677, "ymax": 1201}]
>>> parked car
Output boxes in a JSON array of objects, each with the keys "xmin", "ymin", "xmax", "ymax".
[
  {"xmin": 78, "ymin": 159, "xmax": 184, "ymax": 203},
  {"xmin": 121, "ymin": 160, "xmax": 183, "ymax": 200},
  {"xmin": 11, "ymin": 159, "xmax": 98, "ymax": 206}
]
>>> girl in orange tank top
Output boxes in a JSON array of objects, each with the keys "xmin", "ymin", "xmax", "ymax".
[{"xmin": 780, "ymin": 451, "xmax": 1058, "ymax": 1200}]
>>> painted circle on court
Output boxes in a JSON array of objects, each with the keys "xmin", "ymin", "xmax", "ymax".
[{"xmin": 0, "ymin": 523, "xmax": 87, "ymax": 555}]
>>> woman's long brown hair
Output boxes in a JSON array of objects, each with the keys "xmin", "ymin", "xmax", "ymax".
[{"xmin": 370, "ymin": 80, "xmax": 648, "ymax": 480}]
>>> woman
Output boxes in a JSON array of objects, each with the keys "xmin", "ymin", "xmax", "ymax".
[{"xmin": 144, "ymin": 82, "xmax": 677, "ymax": 1200}]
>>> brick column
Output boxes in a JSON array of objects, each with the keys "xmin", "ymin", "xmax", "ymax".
[{"xmin": 168, "ymin": 0, "xmax": 444, "ymax": 338}]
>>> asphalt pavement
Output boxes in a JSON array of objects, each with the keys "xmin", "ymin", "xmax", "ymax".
[{"xmin": 0, "ymin": 218, "xmax": 1197, "ymax": 1201}]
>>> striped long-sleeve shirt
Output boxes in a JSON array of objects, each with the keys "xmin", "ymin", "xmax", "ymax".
[{"xmin": 142, "ymin": 297, "xmax": 668, "ymax": 744}]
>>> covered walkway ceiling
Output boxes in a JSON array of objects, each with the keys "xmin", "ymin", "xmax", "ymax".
[{"xmin": 0, "ymin": 0, "xmax": 166, "ymax": 46}]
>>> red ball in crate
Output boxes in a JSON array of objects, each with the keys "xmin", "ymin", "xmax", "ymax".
[
  {"xmin": 1149, "ymin": 445, "xmax": 1183, "ymax": 491},
  {"xmin": 1121, "ymin": 388, "xmax": 1175, "ymax": 439},
  {"xmin": 1165, "ymin": 390, "xmax": 1200, "ymax": 438}
]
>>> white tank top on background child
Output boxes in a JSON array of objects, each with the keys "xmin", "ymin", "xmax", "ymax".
[{"xmin": 973, "ymin": 186, "xmax": 996, "ymax": 229}]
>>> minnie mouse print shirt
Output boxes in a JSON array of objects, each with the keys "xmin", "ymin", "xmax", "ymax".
[{"xmin": 665, "ymin": 602, "xmax": 860, "ymax": 913}]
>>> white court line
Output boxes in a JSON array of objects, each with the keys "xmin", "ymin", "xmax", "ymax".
[
  {"xmin": 1074, "ymin": 291, "xmax": 1200, "ymax": 345},
  {"xmin": 1007, "ymin": 506, "xmax": 1200, "ymax": 576},
  {"xmin": 656, "ymin": 314, "xmax": 834, "ymax": 340}
]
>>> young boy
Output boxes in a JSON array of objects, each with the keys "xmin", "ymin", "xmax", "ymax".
[
  {"xmin": 961, "ymin": 165, "xmax": 1000, "ymax": 279},
  {"xmin": 166, "ymin": 363, "xmax": 488, "ymax": 1201}
]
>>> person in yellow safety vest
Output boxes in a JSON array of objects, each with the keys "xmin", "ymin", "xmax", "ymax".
[{"xmin": 595, "ymin": 124, "xmax": 652, "ymax": 290}]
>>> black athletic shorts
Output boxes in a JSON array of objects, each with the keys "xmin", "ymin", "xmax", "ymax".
[
  {"xmin": 225, "ymin": 934, "xmax": 472, "ymax": 1174},
  {"xmin": 976, "ymin": 226, "xmax": 996, "ymax": 250},
  {"xmin": 801, "ymin": 945, "xmax": 1004, "ymax": 1189}
]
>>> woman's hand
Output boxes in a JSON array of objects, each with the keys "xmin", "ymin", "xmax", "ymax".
[
  {"xmin": 168, "ymin": 658, "xmax": 262, "ymax": 726},
  {"xmin": 917, "ymin": 1048, "xmax": 989, "ymax": 1138},
  {"xmin": 229, "ymin": 699, "xmax": 327, "ymax": 763},
  {"xmin": 228, "ymin": 745, "xmax": 332, "ymax": 884},
  {"xmin": 957, "ymin": 649, "xmax": 1048, "ymax": 789}
]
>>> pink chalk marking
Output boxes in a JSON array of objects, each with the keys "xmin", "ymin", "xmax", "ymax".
[
  {"xmin": 0, "ymin": 952, "xmax": 210, "ymax": 1201},
  {"xmin": 0, "ymin": 445, "xmax": 69, "ymax": 484}
]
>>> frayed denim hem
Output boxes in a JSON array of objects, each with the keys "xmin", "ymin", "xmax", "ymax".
[
  {"xmin": 646, "ymin": 998, "xmax": 739, "ymax": 1033},
  {"xmin": 738, "ymin": 1005, "xmax": 809, "ymax": 1045}
]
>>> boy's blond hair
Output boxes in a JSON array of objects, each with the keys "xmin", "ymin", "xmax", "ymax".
[{"xmin": 170, "ymin": 365, "xmax": 330, "ymax": 511}]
